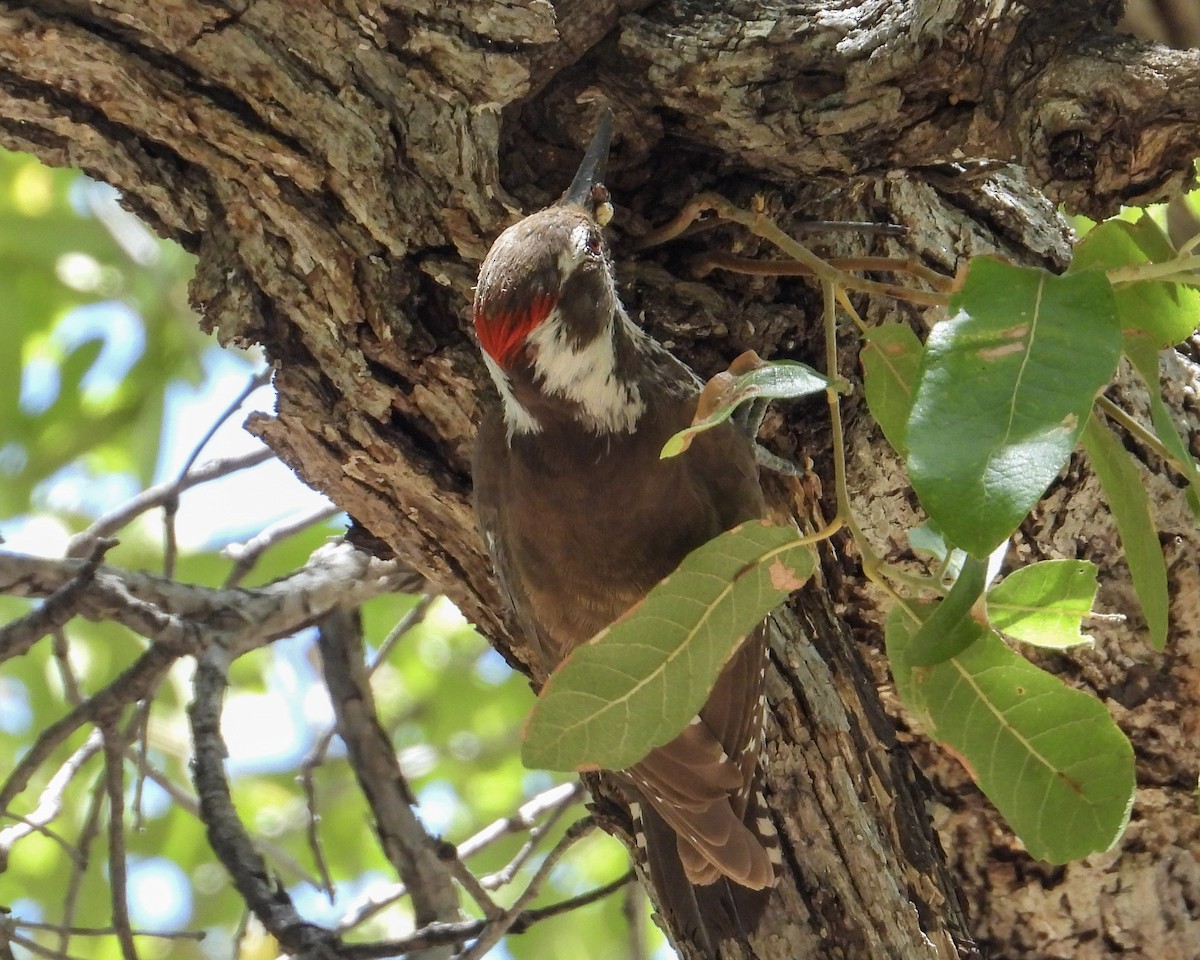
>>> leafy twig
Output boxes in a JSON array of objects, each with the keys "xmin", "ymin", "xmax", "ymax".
[
  {"xmin": 691, "ymin": 251, "xmax": 953, "ymax": 293},
  {"xmin": 637, "ymin": 192, "xmax": 949, "ymax": 306}
]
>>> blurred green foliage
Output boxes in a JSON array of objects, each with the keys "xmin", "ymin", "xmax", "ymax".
[
  {"xmin": 0, "ymin": 151, "xmax": 651, "ymax": 960},
  {"xmin": 0, "ymin": 148, "xmax": 206, "ymax": 516}
]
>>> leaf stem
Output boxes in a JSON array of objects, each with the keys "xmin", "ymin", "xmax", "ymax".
[
  {"xmin": 1094, "ymin": 394, "xmax": 1195, "ymax": 477},
  {"xmin": 816, "ymin": 280, "xmax": 915, "ymax": 620},
  {"xmin": 878, "ymin": 562, "xmax": 948, "ymax": 597},
  {"xmin": 643, "ymin": 193, "xmax": 950, "ymax": 307},
  {"xmin": 691, "ymin": 252, "xmax": 954, "ymax": 295},
  {"xmin": 833, "ymin": 287, "xmax": 871, "ymax": 337},
  {"xmin": 1107, "ymin": 253, "xmax": 1200, "ymax": 284},
  {"xmin": 1178, "ymin": 229, "xmax": 1200, "ymax": 257}
]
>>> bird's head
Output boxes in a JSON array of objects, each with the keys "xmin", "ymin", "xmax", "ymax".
[
  {"xmin": 473, "ymin": 112, "xmax": 648, "ymax": 436},
  {"xmin": 472, "ymin": 200, "xmax": 614, "ymax": 370}
]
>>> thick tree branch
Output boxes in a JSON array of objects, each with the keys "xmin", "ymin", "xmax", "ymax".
[
  {"xmin": 0, "ymin": 541, "xmax": 422, "ymax": 657},
  {"xmin": 315, "ymin": 609, "xmax": 461, "ymax": 946},
  {"xmin": 188, "ymin": 646, "xmax": 342, "ymax": 960},
  {"xmin": 0, "ymin": 540, "xmax": 111, "ymax": 662},
  {"xmin": 615, "ymin": 1, "xmax": 1200, "ymax": 216}
]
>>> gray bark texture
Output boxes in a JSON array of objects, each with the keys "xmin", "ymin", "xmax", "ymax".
[{"xmin": 3, "ymin": 1, "xmax": 1199, "ymax": 958}]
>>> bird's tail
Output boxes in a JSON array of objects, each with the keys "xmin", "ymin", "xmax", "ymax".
[{"xmin": 632, "ymin": 795, "xmax": 777, "ymax": 958}]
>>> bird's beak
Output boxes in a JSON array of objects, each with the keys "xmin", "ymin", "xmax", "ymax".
[{"xmin": 561, "ymin": 109, "xmax": 614, "ymax": 211}]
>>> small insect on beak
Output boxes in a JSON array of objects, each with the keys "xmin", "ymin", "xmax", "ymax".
[{"xmin": 561, "ymin": 109, "xmax": 615, "ymax": 226}]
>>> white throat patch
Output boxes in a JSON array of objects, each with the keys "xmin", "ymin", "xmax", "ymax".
[
  {"xmin": 523, "ymin": 304, "xmax": 646, "ymax": 435},
  {"xmin": 483, "ymin": 351, "xmax": 541, "ymax": 438}
]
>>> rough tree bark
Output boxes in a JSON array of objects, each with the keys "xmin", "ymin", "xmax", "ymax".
[{"xmin": 2, "ymin": 1, "xmax": 1198, "ymax": 958}]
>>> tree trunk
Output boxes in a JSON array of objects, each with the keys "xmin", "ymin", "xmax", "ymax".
[{"xmin": 3, "ymin": 1, "xmax": 1198, "ymax": 957}]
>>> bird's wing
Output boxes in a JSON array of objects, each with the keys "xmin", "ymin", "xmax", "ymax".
[{"xmin": 472, "ymin": 408, "xmax": 557, "ymax": 678}]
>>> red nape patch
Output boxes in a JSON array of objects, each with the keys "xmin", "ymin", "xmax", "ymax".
[{"xmin": 474, "ymin": 292, "xmax": 555, "ymax": 367}]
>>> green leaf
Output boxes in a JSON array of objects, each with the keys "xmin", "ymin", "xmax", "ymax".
[
  {"xmin": 522, "ymin": 521, "xmax": 815, "ymax": 772},
  {"xmin": 1124, "ymin": 335, "xmax": 1200, "ymax": 518},
  {"xmin": 1071, "ymin": 214, "xmax": 1200, "ymax": 347},
  {"xmin": 907, "ymin": 258, "xmax": 1122, "ymax": 558},
  {"xmin": 906, "ymin": 554, "xmax": 988, "ymax": 666},
  {"xmin": 886, "ymin": 604, "xmax": 1135, "ymax": 863},
  {"xmin": 661, "ymin": 360, "xmax": 829, "ymax": 458},
  {"xmin": 1080, "ymin": 415, "xmax": 1170, "ymax": 650},
  {"xmin": 860, "ymin": 323, "xmax": 923, "ymax": 455},
  {"xmin": 986, "ymin": 560, "xmax": 1097, "ymax": 649}
]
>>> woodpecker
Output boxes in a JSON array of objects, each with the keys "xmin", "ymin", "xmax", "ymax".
[{"xmin": 472, "ymin": 112, "xmax": 779, "ymax": 946}]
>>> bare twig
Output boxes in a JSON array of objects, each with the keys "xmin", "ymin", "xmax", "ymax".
[
  {"xmin": 316, "ymin": 609, "xmax": 461, "ymax": 946},
  {"xmin": 1, "ymin": 543, "xmax": 419, "ymax": 813},
  {"xmin": 1, "ymin": 928, "xmax": 89, "ymax": 960},
  {"xmin": 180, "ymin": 368, "xmax": 273, "ymax": 481},
  {"xmin": 50, "ymin": 628, "xmax": 84, "ymax": 705},
  {"xmin": 1, "ymin": 541, "xmax": 421, "ymax": 657},
  {"xmin": 122, "ymin": 746, "xmax": 319, "ymax": 886},
  {"xmin": 299, "ymin": 594, "xmax": 437, "ymax": 903},
  {"xmin": 331, "ymin": 864, "xmax": 629, "ymax": 959},
  {"xmin": 442, "ymin": 850, "xmax": 501, "ymax": 922},
  {"xmin": 167, "ymin": 368, "xmax": 273, "ymax": 578},
  {"xmin": 0, "ymin": 552, "xmax": 219, "ymax": 650},
  {"xmin": 58, "ymin": 771, "xmax": 107, "ymax": 956},
  {"xmin": 0, "ymin": 539, "xmax": 114, "ymax": 665},
  {"xmin": 230, "ymin": 910, "xmax": 251, "ymax": 960},
  {"xmin": 336, "ymin": 782, "xmax": 583, "ymax": 933},
  {"xmin": 0, "ymin": 914, "xmax": 17, "ymax": 960},
  {"xmin": 161, "ymin": 497, "xmax": 179, "ymax": 581},
  {"xmin": 0, "ymin": 810, "xmax": 76, "ymax": 860},
  {"xmin": 460, "ymin": 817, "xmax": 596, "ymax": 960},
  {"xmin": 457, "ymin": 782, "xmax": 583, "ymax": 861},
  {"xmin": 0, "ymin": 730, "xmax": 102, "ymax": 862},
  {"xmin": 129, "ymin": 704, "xmax": 151, "ymax": 830},
  {"xmin": 188, "ymin": 645, "xmax": 341, "ymax": 959},
  {"xmin": 0, "ymin": 638, "xmax": 181, "ymax": 812},
  {"xmin": 222, "ymin": 503, "xmax": 341, "ymax": 587},
  {"xmin": 516, "ymin": 870, "xmax": 635, "ymax": 929},
  {"xmin": 371, "ymin": 594, "xmax": 436, "ymax": 667},
  {"xmin": 478, "ymin": 783, "xmax": 580, "ymax": 892},
  {"xmin": 297, "ymin": 727, "xmax": 339, "ymax": 902},
  {"xmin": 6, "ymin": 919, "xmax": 203, "ymax": 942},
  {"xmin": 101, "ymin": 727, "xmax": 140, "ymax": 960},
  {"xmin": 64, "ymin": 449, "xmax": 274, "ymax": 560}
]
